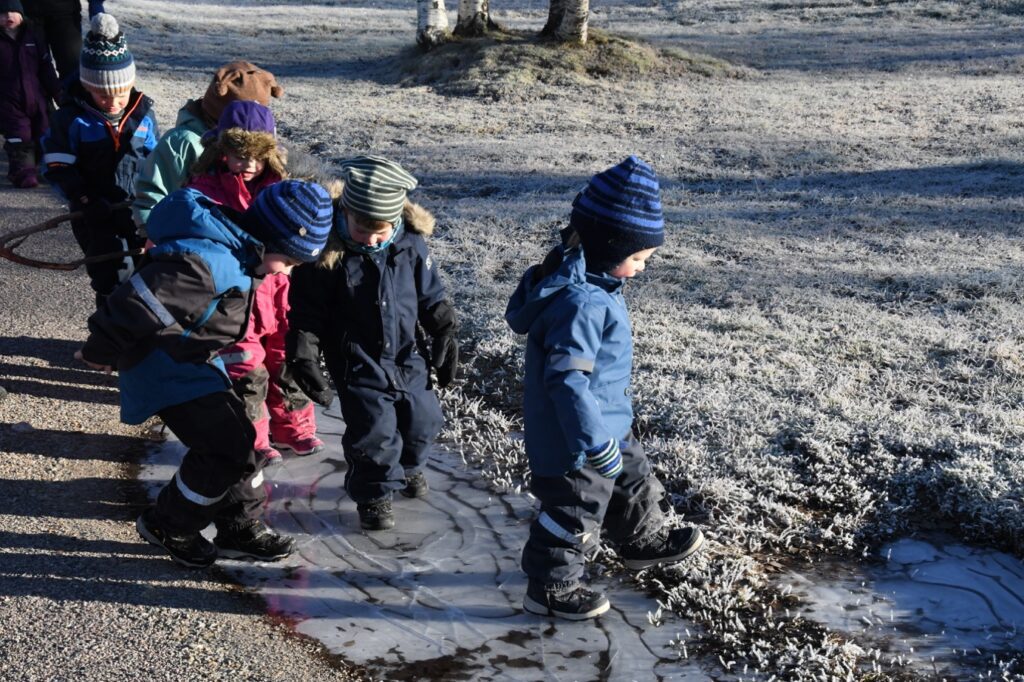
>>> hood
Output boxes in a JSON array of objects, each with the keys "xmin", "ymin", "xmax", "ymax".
[
  {"xmin": 174, "ymin": 99, "xmax": 211, "ymax": 135},
  {"xmin": 318, "ymin": 197, "xmax": 436, "ymax": 268},
  {"xmin": 146, "ymin": 188, "xmax": 260, "ymax": 254}
]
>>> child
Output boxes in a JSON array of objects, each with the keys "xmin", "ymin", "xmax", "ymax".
[
  {"xmin": 505, "ymin": 157, "xmax": 704, "ymax": 620},
  {"xmin": 0, "ymin": 0, "xmax": 61, "ymax": 188},
  {"xmin": 287, "ymin": 156, "xmax": 458, "ymax": 531},
  {"xmin": 187, "ymin": 100, "xmax": 323, "ymax": 464},
  {"xmin": 132, "ymin": 60, "xmax": 284, "ymax": 232},
  {"xmin": 40, "ymin": 13, "xmax": 158, "ymax": 308},
  {"xmin": 76, "ymin": 179, "xmax": 334, "ymax": 567}
]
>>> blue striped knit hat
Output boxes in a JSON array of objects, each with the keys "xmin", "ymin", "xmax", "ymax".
[
  {"xmin": 569, "ymin": 156, "xmax": 665, "ymax": 272},
  {"xmin": 79, "ymin": 14, "xmax": 135, "ymax": 96},
  {"xmin": 246, "ymin": 180, "xmax": 333, "ymax": 263}
]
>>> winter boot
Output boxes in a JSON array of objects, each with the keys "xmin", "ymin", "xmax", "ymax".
[
  {"xmin": 523, "ymin": 581, "xmax": 610, "ymax": 620},
  {"xmin": 257, "ymin": 447, "xmax": 282, "ymax": 468},
  {"xmin": 400, "ymin": 470, "xmax": 429, "ymax": 499},
  {"xmin": 357, "ymin": 497, "xmax": 395, "ymax": 531},
  {"xmin": 618, "ymin": 526, "xmax": 704, "ymax": 570},
  {"xmin": 136, "ymin": 508, "xmax": 217, "ymax": 568},
  {"xmin": 5, "ymin": 140, "xmax": 38, "ymax": 188},
  {"xmin": 271, "ymin": 434, "xmax": 325, "ymax": 456},
  {"xmin": 214, "ymin": 520, "xmax": 297, "ymax": 561}
]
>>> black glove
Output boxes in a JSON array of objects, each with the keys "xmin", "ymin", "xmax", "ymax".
[
  {"xmin": 285, "ymin": 328, "xmax": 334, "ymax": 407},
  {"xmin": 82, "ymin": 196, "xmax": 113, "ymax": 226},
  {"xmin": 431, "ymin": 333, "xmax": 459, "ymax": 388},
  {"xmin": 111, "ymin": 207, "xmax": 139, "ymax": 240}
]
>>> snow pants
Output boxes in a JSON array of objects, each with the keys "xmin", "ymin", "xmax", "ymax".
[
  {"xmin": 220, "ymin": 274, "xmax": 316, "ymax": 451},
  {"xmin": 153, "ymin": 390, "xmax": 265, "ymax": 535},
  {"xmin": 69, "ymin": 210, "xmax": 143, "ymax": 307},
  {"xmin": 24, "ymin": 2, "xmax": 81, "ymax": 81},
  {"xmin": 339, "ymin": 379, "xmax": 444, "ymax": 504},
  {"xmin": 521, "ymin": 432, "xmax": 667, "ymax": 591}
]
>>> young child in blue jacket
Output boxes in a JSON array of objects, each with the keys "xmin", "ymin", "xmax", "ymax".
[
  {"xmin": 77, "ymin": 180, "xmax": 334, "ymax": 568},
  {"xmin": 40, "ymin": 13, "xmax": 158, "ymax": 308},
  {"xmin": 505, "ymin": 157, "xmax": 704, "ymax": 620},
  {"xmin": 287, "ymin": 155, "xmax": 458, "ymax": 532}
]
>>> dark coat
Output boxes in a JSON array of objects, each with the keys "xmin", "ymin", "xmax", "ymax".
[
  {"xmin": 288, "ymin": 204, "xmax": 446, "ymax": 394},
  {"xmin": 0, "ymin": 19, "xmax": 60, "ymax": 136},
  {"xmin": 40, "ymin": 81, "xmax": 159, "ymax": 207}
]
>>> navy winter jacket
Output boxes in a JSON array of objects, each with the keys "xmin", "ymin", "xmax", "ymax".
[
  {"xmin": 505, "ymin": 245, "xmax": 634, "ymax": 477},
  {"xmin": 40, "ymin": 81, "xmax": 158, "ymax": 207},
  {"xmin": 289, "ymin": 222, "xmax": 447, "ymax": 394},
  {"xmin": 81, "ymin": 189, "xmax": 264, "ymax": 424}
]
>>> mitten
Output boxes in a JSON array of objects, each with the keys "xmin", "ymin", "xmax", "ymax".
[
  {"xmin": 585, "ymin": 439, "xmax": 623, "ymax": 478},
  {"xmin": 430, "ymin": 333, "xmax": 459, "ymax": 388},
  {"xmin": 82, "ymin": 196, "xmax": 113, "ymax": 226},
  {"xmin": 111, "ymin": 207, "xmax": 139, "ymax": 239},
  {"xmin": 285, "ymin": 329, "xmax": 333, "ymax": 407},
  {"xmin": 88, "ymin": 0, "xmax": 105, "ymax": 17}
]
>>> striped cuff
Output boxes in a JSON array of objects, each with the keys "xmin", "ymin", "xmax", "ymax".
[{"xmin": 585, "ymin": 439, "xmax": 623, "ymax": 478}]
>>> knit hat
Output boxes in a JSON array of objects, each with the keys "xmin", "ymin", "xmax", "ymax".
[
  {"xmin": 201, "ymin": 100, "xmax": 276, "ymax": 143},
  {"xmin": 569, "ymin": 156, "xmax": 664, "ymax": 272},
  {"xmin": 79, "ymin": 13, "xmax": 135, "ymax": 95},
  {"xmin": 246, "ymin": 180, "xmax": 333, "ymax": 263},
  {"xmin": 0, "ymin": 0, "xmax": 24, "ymax": 15},
  {"xmin": 201, "ymin": 61, "xmax": 284, "ymax": 123},
  {"xmin": 339, "ymin": 155, "xmax": 418, "ymax": 224}
]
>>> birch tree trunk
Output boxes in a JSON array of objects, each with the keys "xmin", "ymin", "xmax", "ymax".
[
  {"xmin": 455, "ymin": 0, "xmax": 491, "ymax": 36},
  {"xmin": 543, "ymin": 0, "xmax": 589, "ymax": 44},
  {"xmin": 417, "ymin": 0, "xmax": 451, "ymax": 49}
]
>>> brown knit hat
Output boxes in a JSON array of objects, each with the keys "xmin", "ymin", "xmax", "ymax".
[{"xmin": 200, "ymin": 61, "xmax": 284, "ymax": 123}]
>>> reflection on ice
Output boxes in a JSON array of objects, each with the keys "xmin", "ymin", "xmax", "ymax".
[
  {"xmin": 783, "ymin": 537, "xmax": 1024, "ymax": 675},
  {"xmin": 141, "ymin": 404, "xmax": 709, "ymax": 681}
]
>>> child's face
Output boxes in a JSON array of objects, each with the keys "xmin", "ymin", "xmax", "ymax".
[
  {"xmin": 85, "ymin": 87, "xmax": 131, "ymax": 114},
  {"xmin": 224, "ymin": 151, "xmax": 266, "ymax": 182},
  {"xmin": 345, "ymin": 209, "xmax": 394, "ymax": 247},
  {"xmin": 258, "ymin": 253, "xmax": 302, "ymax": 276},
  {"xmin": 608, "ymin": 247, "xmax": 657, "ymax": 279},
  {"xmin": 1, "ymin": 12, "xmax": 23, "ymax": 29}
]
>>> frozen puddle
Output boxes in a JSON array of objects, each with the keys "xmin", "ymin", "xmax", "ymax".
[
  {"xmin": 140, "ymin": 404, "xmax": 708, "ymax": 681},
  {"xmin": 785, "ymin": 537, "xmax": 1024, "ymax": 674}
]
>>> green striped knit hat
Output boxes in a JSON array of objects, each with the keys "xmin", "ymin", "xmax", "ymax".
[
  {"xmin": 340, "ymin": 155, "xmax": 417, "ymax": 224},
  {"xmin": 80, "ymin": 13, "xmax": 135, "ymax": 95}
]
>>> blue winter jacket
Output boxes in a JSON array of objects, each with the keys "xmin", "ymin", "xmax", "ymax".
[
  {"xmin": 505, "ymin": 245, "xmax": 634, "ymax": 477},
  {"xmin": 80, "ymin": 189, "xmax": 263, "ymax": 424}
]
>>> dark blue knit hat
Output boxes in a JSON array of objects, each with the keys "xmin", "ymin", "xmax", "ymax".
[
  {"xmin": 246, "ymin": 180, "xmax": 332, "ymax": 263},
  {"xmin": 569, "ymin": 156, "xmax": 664, "ymax": 272},
  {"xmin": 0, "ymin": 0, "xmax": 25, "ymax": 15},
  {"xmin": 79, "ymin": 14, "xmax": 135, "ymax": 95}
]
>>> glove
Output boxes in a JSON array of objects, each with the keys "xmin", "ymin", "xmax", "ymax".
[
  {"xmin": 285, "ymin": 329, "xmax": 334, "ymax": 407},
  {"xmin": 111, "ymin": 207, "xmax": 139, "ymax": 240},
  {"xmin": 81, "ymin": 196, "xmax": 113, "ymax": 226},
  {"xmin": 88, "ymin": 0, "xmax": 105, "ymax": 18},
  {"xmin": 585, "ymin": 439, "xmax": 623, "ymax": 479},
  {"xmin": 430, "ymin": 333, "xmax": 459, "ymax": 388}
]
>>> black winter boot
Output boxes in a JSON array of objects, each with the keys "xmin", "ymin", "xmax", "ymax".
[
  {"xmin": 357, "ymin": 498, "xmax": 395, "ymax": 531},
  {"xmin": 5, "ymin": 140, "xmax": 38, "ymax": 188},
  {"xmin": 214, "ymin": 520, "xmax": 297, "ymax": 561},
  {"xmin": 619, "ymin": 526, "xmax": 704, "ymax": 570},
  {"xmin": 400, "ymin": 470, "xmax": 429, "ymax": 499},
  {"xmin": 523, "ymin": 581, "xmax": 610, "ymax": 620},
  {"xmin": 136, "ymin": 508, "xmax": 217, "ymax": 568}
]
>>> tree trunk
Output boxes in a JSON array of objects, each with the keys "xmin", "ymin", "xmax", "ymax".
[
  {"xmin": 416, "ymin": 0, "xmax": 451, "ymax": 50},
  {"xmin": 540, "ymin": 0, "xmax": 567, "ymax": 37},
  {"xmin": 553, "ymin": 0, "xmax": 589, "ymax": 45},
  {"xmin": 454, "ymin": 0, "xmax": 490, "ymax": 37}
]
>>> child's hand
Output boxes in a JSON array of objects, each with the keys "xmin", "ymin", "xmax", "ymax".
[
  {"xmin": 585, "ymin": 439, "xmax": 623, "ymax": 478},
  {"xmin": 430, "ymin": 333, "xmax": 459, "ymax": 388},
  {"xmin": 74, "ymin": 349, "xmax": 113, "ymax": 374}
]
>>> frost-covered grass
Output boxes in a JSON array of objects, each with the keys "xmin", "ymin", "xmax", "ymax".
[{"xmin": 109, "ymin": 0, "xmax": 1024, "ymax": 676}]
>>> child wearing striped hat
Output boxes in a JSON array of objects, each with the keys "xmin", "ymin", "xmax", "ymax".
[
  {"xmin": 40, "ymin": 12, "xmax": 158, "ymax": 309},
  {"xmin": 286, "ymin": 155, "xmax": 458, "ymax": 532},
  {"xmin": 505, "ymin": 156, "xmax": 704, "ymax": 620}
]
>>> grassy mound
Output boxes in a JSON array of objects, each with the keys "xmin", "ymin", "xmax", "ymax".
[{"xmin": 396, "ymin": 28, "xmax": 750, "ymax": 100}]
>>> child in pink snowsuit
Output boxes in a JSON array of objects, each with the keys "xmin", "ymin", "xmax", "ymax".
[{"xmin": 185, "ymin": 100, "xmax": 323, "ymax": 465}]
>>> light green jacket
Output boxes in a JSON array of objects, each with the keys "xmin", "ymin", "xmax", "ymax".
[{"xmin": 132, "ymin": 100, "xmax": 210, "ymax": 231}]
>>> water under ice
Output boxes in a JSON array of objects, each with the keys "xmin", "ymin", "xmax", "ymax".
[{"xmin": 140, "ymin": 403, "xmax": 711, "ymax": 681}]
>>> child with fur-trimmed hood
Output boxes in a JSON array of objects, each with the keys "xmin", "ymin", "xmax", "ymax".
[
  {"xmin": 286, "ymin": 155, "xmax": 458, "ymax": 532},
  {"xmin": 184, "ymin": 101, "xmax": 323, "ymax": 466}
]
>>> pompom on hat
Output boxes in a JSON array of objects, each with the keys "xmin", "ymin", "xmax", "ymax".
[
  {"xmin": 339, "ymin": 155, "xmax": 418, "ymax": 225},
  {"xmin": 201, "ymin": 61, "xmax": 284, "ymax": 123},
  {"xmin": 246, "ymin": 180, "xmax": 333, "ymax": 263},
  {"xmin": 79, "ymin": 13, "xmax": 136, "ymax": 96},
  {"xmin": 569, "ymin": 155, "xmax": 665, "ymax": 273}
]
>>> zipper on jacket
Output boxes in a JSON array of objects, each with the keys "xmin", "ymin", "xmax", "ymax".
[{"xmin": 103, "ymin": 93, "xmax": 144, "ymax": 153}]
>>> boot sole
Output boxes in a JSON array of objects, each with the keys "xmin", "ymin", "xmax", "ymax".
[
  {"xmin": 622, "ymin": 528, "xmax": 705, "ymax": 570},
  {"xmin": 136, "ymin": 515, "xmax": 216, "ymax": 568},
  {"xmin": 215, "ymin": 546, "xmax": 294, "ymax": 561},
  {"xmin": 271, "ymin": 442, "xmax": 324, "ymax": 456},
  {"xmin": 523, "ymin": 595, "xmax": 611, "ymax": 620},
  {"xmin": 360, "ymin": 518, "xmax": 396, "ymax": 531},
  {"xmin": 399, "ymin": 486, "xmax": 429, "ymax": 499}
]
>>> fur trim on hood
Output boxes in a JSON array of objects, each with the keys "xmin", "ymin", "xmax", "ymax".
[
  {"xmin": 318, "ymin": 195, "xmax": 435, "ymax": 270},
  {"xmin": 190, "ymin": 129, "xmax": 286, "ymax": 179}
]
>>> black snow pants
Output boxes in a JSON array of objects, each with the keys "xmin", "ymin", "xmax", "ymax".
[
  {"xmin": 70, "ymin": 210, "xmax": 144, "ymax": 307},
  {"xmin": 522, "ymin": 432, "xmax": 667, "ymax": 591},
  {"xmin": 339, "ymin": 379, "xmax": 444, "ymax": 504},
  {"xmin": 153, "ymin": 390, "xmax": 265, "ymax": 535}
]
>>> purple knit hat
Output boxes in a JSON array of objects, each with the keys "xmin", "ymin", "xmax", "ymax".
[{"xmin": 201, "ymin": 100, "xmax": 276, "ymax": 143}]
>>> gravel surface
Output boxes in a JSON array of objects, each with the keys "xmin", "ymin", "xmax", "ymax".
[{"xmin": 0, "ymin": 185, "xmax": 366, "ymax": 680}]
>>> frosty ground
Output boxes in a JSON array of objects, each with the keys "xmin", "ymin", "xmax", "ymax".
[{"xmin": 2, "ymin": 0, "xmax": 1024, "ymax": 679}]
